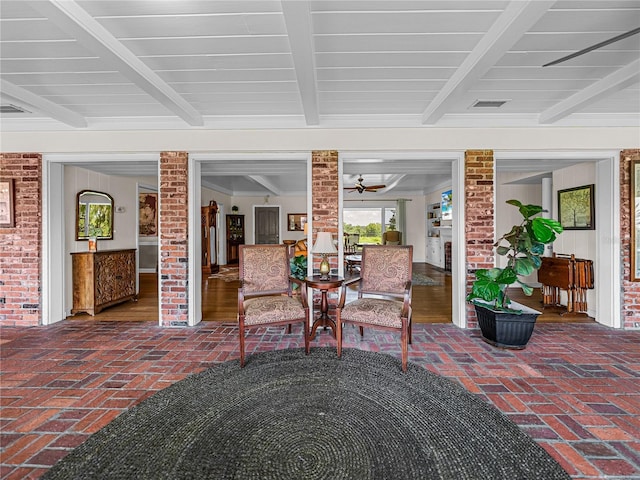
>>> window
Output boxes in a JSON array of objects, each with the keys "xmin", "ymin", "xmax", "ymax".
[{"xmin": 343, "ymin": 206, "xmax": 396, "ymax": 244}]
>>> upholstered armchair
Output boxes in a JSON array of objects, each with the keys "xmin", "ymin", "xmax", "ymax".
[
  {"xmin": 294, "ymin": 238, "xmax": 308, "ymax": 257},
  {"xmin": 336, "ymin": 245, "xmax": 413, "ymax": 371},
  {"xmin": 344, "ymin": 233, "xmax": 360, "ymax": 254},
  {"xmin": 382, "ymin": 230, "xmax": 402, "ymax": 245},
  {"xmin": 238, "ymin": 244, "xmax": 310, "ymax": 367}
]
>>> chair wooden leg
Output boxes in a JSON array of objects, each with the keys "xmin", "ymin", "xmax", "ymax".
[
  {"xmin": 401, "ymin": 326, "xmax": 408, "ymax": 372},
  {"xmin": 336, "ymin": 315, "xmax": 343, "ymax": 358},
  {"xmin": 359, "ymin": 326, "xmax": 364, "ymax": 337},
  {"xmin": 287, "ymin": 324, "xmax": 292, "ymax": 334},
  {"xmin": 408, "ymin": 318, "xmax": 412, "ymax": 344},
  {"xmin": 303, "ymin": 318, "xmax": 310, "ymax": 355},
  {"xmin": 239, "ymin": 322, "xmax": 246, "ymax": 368}
]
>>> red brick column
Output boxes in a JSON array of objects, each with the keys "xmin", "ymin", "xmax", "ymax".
[
  {"xmin": 0, "ymin": 153, "xmax": 42, "ymax": 326},
  {"xmin": 464, "ymin": 150, "xmax": 495, "ymax": 328},
  {"xmin": 620, "ymin": 149, "xmax": 640, "ymax": 329},
  {"xmin": 311, "ymin": 151, "xmax": 340, "ymax": 273},
  {"xmin": 159, "ymin": 151, "xmax": 189, "ymax": 326}
]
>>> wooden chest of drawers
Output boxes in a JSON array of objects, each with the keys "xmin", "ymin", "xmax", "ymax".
[{"xmin": 71, "ymin": 249, "xmax": 137, "ymax": 316}]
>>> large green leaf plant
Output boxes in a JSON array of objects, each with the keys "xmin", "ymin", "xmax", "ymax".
[{"xmin": 467, "ymin": 200, "xmax": 563, "ymax": 313}]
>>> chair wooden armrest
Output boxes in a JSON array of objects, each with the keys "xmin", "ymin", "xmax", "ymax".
[{"xmin": 337, "ymin": 276, "xmax": 360, "ymax": 308}]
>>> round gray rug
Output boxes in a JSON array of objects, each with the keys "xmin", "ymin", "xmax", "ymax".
[{"xmin": 42, "ymin": 347, "xmax": 570, "ymax": 479}]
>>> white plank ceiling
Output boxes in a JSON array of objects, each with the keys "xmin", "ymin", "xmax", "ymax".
[{"xmin": 1, "ymin": 0, "xmax": 638, "ymax": 195}]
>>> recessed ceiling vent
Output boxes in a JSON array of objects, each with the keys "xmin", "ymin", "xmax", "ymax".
[
  {"xmin": 471, "ymin": 100, "xmax": 508, "ymax": 108},
  {"xmin": 0, "ymin": 104, "xmax": 30, "ymax": 114}
]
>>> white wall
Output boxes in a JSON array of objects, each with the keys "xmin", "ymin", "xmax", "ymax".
[
  {"xmin": 227, "ymin": 195, "xmax": 307, "ymax": 245},
  {"xmin": 64, "ymin": 165, "xmax": 139, "ymax": 315},
  {"xmin": 3, "ymin": 127, "xmax": 637, "ymax": 153},
  {"xmin": 552, "ymin": 162, "xmax": 597, "ymax": 316},
  {"xmin": 495, "ymin": 172, "xmax": 543, "ymax": 284}
]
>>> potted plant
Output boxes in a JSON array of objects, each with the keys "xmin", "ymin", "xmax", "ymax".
[
  {"xmin": 466, "ymin": 200, "xmax": 563, "ymax": 349},
  {"xmin": 289, "ymin": 254, "xmax": 308, "ymax": 290}
]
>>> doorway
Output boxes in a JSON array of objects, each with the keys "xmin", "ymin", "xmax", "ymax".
[{"xmin": 255, "ymin": 206, "xmax": 280, "ymax": 244}]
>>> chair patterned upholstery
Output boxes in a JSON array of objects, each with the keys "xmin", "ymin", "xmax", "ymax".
[
  {"xmin": 336, "ymin": 245, "xmax": 413, "ymax": 371},
  {"xmin": 238, "ymin": 244, "xmax": 309, "ymax": 367}
]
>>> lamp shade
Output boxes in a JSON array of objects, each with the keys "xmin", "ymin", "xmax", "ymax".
[
  {"xmin": 303, "ymin": 222, "xmax": 308, "ymax": 235},
  {"xmin": 312, "ymin": 232, "xmax": 337, "ymax": 254}
]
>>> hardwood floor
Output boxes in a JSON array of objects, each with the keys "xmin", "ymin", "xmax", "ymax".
[{"xmin": 68, "ymin": 263, "xmax": 593, "ymax": 324}]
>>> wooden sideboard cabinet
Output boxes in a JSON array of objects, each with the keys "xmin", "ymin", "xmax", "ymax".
[{"xmin": 71, "ymin": 249, "xmax": 137, "ymax": 316}]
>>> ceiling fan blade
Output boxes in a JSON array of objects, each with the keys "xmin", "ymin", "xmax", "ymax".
[
  {"xmin": 366, "ymin": 184, "xmax": 386, "ymax": 190},
  {"xmin": 543, "ymin": 27, "xmax": 640, "ymax": 67}
]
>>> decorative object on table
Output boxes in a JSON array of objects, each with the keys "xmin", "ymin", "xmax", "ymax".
[
  {"xmin": 467, "ymin": 200, "xmax": 563, "ymax": 349},
  {"xmin": 539, "ymin": 253, "xmax": 594, "ymax": 315},
  {"xmin": 287, "ymin": 213, "xmax": 306, "ymax": 231},
  {"xmin": 0, "ymin": 178, "xmax": 15, "ymax": 228},
  {"xmin": 88, "ymin": 237, "xmax": 97, "ymax": 252},
  {"xmin": 557, "ymin": 184, "xmax": 595, "ymax": 230},
  {"xmin": 336, "ymin": 245, "xmax": 413, "ymax": 371},
  {"xmin": 312, "ymin": 231, "xmax": 337, "ymax": 279},
  {"xmin": 231, "ymin": 205, "xmax": 239, "ymax": 213},
  {"xmin": 38, "ymin": 348, "xmax": 571, "ymax": 480},
  {"xmin": 237, "ymin": 244, "xmax": 309, "ymax": 367}
]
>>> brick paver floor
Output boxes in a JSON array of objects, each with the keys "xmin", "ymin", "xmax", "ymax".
[{"xmin": 1, "ymin": 321, "xmax": 639, "ymax": 479}]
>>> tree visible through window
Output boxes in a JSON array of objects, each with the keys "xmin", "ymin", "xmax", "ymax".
[{"xmin": 343, "ymin": 207, "xmax": 396, "ymax": 244}]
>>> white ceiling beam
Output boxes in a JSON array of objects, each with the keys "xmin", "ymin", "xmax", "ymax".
[
  {"xmin": 539, "ymin": 59, "xmax": 640, "ymax": 124},
  {"xmin": 247, "ymin": 175, "xmax": 284, "ymax": 196},
  {"xmin": 31, "ymin": 0, "xmax": 203, "ymax": 126},
  {"xmin": 383, "ymin": 174, "xmax": 408, "ymax": 193},
  {"xmin": 421, "ymin": 0, "xmax": 556, "ymax": 125},
  {"xmin": 1, "ymin": 79, "xmax": 87, "ymax": 128},
  {"xmin": 281, "ymin": 1, "xmax": 320, "ymax": 125}
]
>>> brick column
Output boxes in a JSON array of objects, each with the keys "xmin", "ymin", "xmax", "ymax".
[
  {"xmin": 464, "ymin": 150, "xmax": 495, "ymax": 328},
  {"xmin": 0, "ymin": 153, "xmax": 42, "ymax": 326},
  {"xmin": 159, "ymin": 151, "xmax": 189, "ymax": 326},
  {"xmin": 620, "ymin": 149, "xmax": 640, "ymax": 329},
  {"xmin": 311, "ymin": 151, "xmax": 340, "ymax": 273}
]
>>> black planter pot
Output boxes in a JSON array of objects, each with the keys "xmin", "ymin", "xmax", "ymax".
[{"xmin": 474, "ymin": 303, "xmax": 540, "ymax": 349}]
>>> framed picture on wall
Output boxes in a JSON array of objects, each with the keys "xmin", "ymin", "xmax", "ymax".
[
  {"xmin": 441, "ymin": 190, "xmax": 452, "ymax": 220},
  {"xmin": 0, "ymin": 179, "xmax": 15, "ymax": 228},
  {"xmin": 557, "ymin": 184, "xmax": 595, "ymax": 230},
  {"xmin": 139, "ymin": 192, "xmax": 158, "ymax": 236},
  {"xmin": 288, "ymin": 213, "xmax": 306, "ymax": 231}
]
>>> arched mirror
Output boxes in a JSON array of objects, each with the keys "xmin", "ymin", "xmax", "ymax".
[{"xmin": 76, "ymin": 190, "xmax": 114, "ymax": 240}]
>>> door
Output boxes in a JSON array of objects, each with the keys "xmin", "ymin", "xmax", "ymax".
[{"xmin": 255, "ymin": 206, "xmax": 280, "ymax": 244}]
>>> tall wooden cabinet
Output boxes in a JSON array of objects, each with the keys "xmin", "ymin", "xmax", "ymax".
[
  {"xmin": 71, "ymin": 249, "xmax": 137, "ymax": 316},
  {"xmin": 226, "ymin": 214, "xmax": 245, "ymax": 264},
  {"xmin": 201, "ymin": 201, "xmax": 219, "ymax": 274}
]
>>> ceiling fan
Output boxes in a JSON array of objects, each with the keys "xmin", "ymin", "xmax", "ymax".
[
  {"xmin": 344, "ymin": 175, "xmax": 386, "ymax": 194},
  {"xmin": 543, "ymin": 27, "xmax": 640, "ymax": 67}
]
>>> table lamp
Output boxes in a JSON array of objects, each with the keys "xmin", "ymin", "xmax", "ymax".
[{"xmin": 313, "ymin": 232, "xmax": 337, "ymax": 279}]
